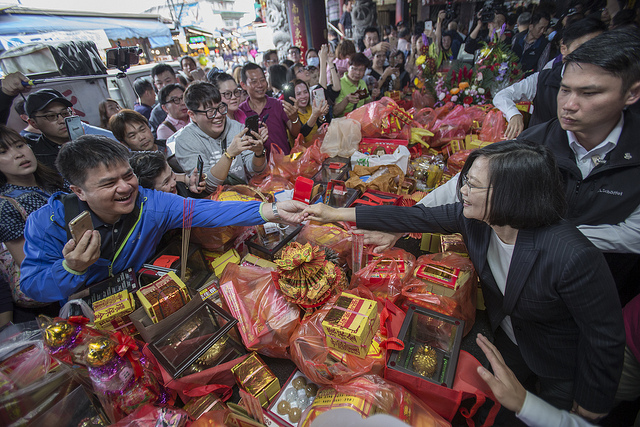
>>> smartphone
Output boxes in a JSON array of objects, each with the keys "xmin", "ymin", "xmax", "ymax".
[
  {"xmin": 312, "ymin": 87, "xmax": 325, "ymax": 107},
  {"xmin": 197, "ymin": 155, "xmax": 204, "ymax": 183},
  {"xmin": 245, "ymin": 114, "xmax": 260, "ymax": 139},
  {"xmin": 65, "ymin": 116, "xmax": 85, "ymax": 141},
  {"xmin": 282, "ymin": 83, "xmax": 295, "ymax": 105},
  {"xmin": 425, "ymin": 21, "xmax": 433, "ymax": 33},
  {"xmin": 69, "ymin": 210, "xmax": 93, "ymax": 242}
]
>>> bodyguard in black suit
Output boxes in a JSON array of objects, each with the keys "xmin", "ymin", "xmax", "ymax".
[{"xmin": 304, "ymin": 141, "xmax": 625, "ymax": 423}]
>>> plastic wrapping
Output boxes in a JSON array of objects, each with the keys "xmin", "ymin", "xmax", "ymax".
[
  {"xmin": 320, "ymin": 117, "xmax": 361, "ymax": 157},
  {"xmin": 346, "ymin": 164, "xmax": 405, "ymax": 194},
  {"xmin": 346, "ymin": 97, "xmax": 414, "ymax": 139},
  {"xmin": 289, "ymin": 292, "xmax": 385, "ymax": 385},
  {"xmin": 266, "ymin": 139, "xmax": 329, "ymax": 183},
  {"xmin": 351, "ymin": 248, "xmax": 416, "ymax": 303},
  {"xmin": 297, "ymin": 223, "xmax": 353, "ymax": 269},
  {"xmin": 399, "ymin": 252, "xmax": 477, "ymax": 336},
  {"xmin": 430, "ymin": 105, "xmax": 487, "ymax": 148},
  {"xmin": 479, "ymin": 109, "xmax": 506, "ymax": 142},
  {"xmin": 446, "ymin": 150, "xmax": 472, "ymax": 175},
  {"xmin": 219, "ymin": 263, "xmax": 301, "ymax": 359},
  {"xmin": 250, "ymin": 174, "xmax": 294, "ymax": 195},
  {"xmin": 299, "ymin": 374, "xmax": 450, "ymax": 427},
  {"xmin": 112, "ymin": 404, "xmax": 189, "ymax": 427}
]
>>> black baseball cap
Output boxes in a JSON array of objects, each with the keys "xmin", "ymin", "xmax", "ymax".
[{"xmin": 26, "ymin": 89, "xmax": 73, "ymax": 118}]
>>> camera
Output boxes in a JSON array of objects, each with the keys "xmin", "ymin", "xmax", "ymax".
[
  {"xmin": 445, "ymin": 1, "xmax": 455, "ymax": 21},
  {"xmin": 106, "ymin": 46, "xmax": 142, "ymax": 73},
  {"xmin": 480, "ymin": 0, "xmax": 495, "ymax": 23}
]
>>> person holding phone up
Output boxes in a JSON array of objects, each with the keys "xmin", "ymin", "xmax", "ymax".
[
  {"xmin": 291, "ymin": 79, "xmax": 329, "ymax": 144},
  {"xmin": 333, "ymin": 53, "xmax": 373, "ymax": 117},
  {"xmin": 170, "ymin": 82, "xmax": 268, "ymax": 193}
]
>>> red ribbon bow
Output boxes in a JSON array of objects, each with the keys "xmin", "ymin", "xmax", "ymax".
[{"xmin": 113, "ymin": 331, "xmax": 143, "ymax": 378}]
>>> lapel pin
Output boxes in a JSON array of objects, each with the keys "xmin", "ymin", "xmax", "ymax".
[{"xmin": 624, "ymin": 153, "xmax": 632, "ymax": 160}]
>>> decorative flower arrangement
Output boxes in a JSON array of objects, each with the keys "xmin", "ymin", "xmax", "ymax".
[
  {"xmin": 476, "ymin": 40, "xmax": 522, "ymax": 92},
  {"xmin": 413, "ymin": 54, "xmax": 438, "ymax": 98},
  {"xmin": 434, "ymin": 63, "xmax": 490, "ymax": 107}
]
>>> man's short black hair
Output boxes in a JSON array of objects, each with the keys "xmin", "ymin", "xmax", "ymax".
[
  {"xmin": 241, "ymin": 62, "xmax": 264, "ymax": 83},
  {"xmin": 268, "ymin": 64, "xmax": 289, "ymax": 91},
  {"xmin": 564, "ymin": 27, "xmax": 640, "ymax": 93},
  {"xmin": 281, "ymin": 59, "xmax": 294, "ymax": 68},
  {"xmin": 349, "ymin": 53, "xmax": 371, "ymax": 69},
  {"xmin": 288, "ymin": 45, "xmax": 301, "ymax": 54},
  {"xmin": 13, "ymin": 98, "xmax": 26, "ymax": 116},
  {"xmin": 129, "ymin": 151, "xmax": 167, "ymax": 189},
  {"xmin": 56, "ymin": 135, "xmax": 131, "ymax": 187},
  {"xmin": 151, "ymin": 63, "xmax": 176, "ymax": 79},
  {"xmin": 208, "ymin": 71, "xmax": 235, "ymax": 88},
  {"xmin": 364, "ymin": 26, "xmax": 380, "ymax": 39},
  {"xmin": 530, "ymin": 11, "xmax": 551, "ymax": 26},
  {"xmin": 264, "ymin": 49, "xmax": 278, "ymax": 62},
  {"xmin": 158, "ymin": 83, "xmax": 185, "ymax": 105},
  {"xmin": 456, "ymin": 140, "xmax": 566, "ymax": 229},
  {"xmin": 184, "ymin": 81, "xmax": 221, "ymax": 111},
  {"xmin": 562, "ymin": 17, "xmax": 607, "ymax": 47},
  {"xmin": 133, "ymin": 78, "xmax": 154, "ymax": 97}
]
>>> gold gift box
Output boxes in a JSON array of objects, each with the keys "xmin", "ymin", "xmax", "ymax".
[
  {"xmin": 137, "ymin": 271, "xmax": 190, "ymax": 323},
  {"xmin": 93, "ymin": 290, "xmax": 136, "ymax": 330},
  {"xmin": 231, "ymin": 352, "xmax": 280, "ymax": 407},
  {"xmin": 322, "ymin": 294, "xmax": 379, "ymax": 359}
]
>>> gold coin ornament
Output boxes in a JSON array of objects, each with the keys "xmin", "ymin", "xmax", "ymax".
[
  {"xmin": 85, "ymin": 337, "xmax": 116, "ymax": 367},
  {"xmin": 412, "ymin": 345, "xmax": 438, "ymax": 378},
  {"xmin": 44, "ymin": 320, "xmax": 76, "ymax": 348}
]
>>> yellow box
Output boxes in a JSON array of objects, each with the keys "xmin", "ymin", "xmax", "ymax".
[
  {"xmin": 322, "ymin": 294, "xmax": 379, "ymax": 359},
  {"xmin": 137, "ymin": 271, "xmax": 190, "ymax": 323},
  {"xmin": 420, "ymin": 233, "xmax": 442, "ymax": 253},
  {"xmin": 231, "ymin": 352, "xmax": 280, "ymax": 407},
  {"xmin": 209, "ymin": 248, "xmax": 241, "ymax": 277},
  {"xmin": 240, "ymin": 253, "xmax": 277, "ymax": 270},
  {"xmin": 93, "ymin": 290, "xmax": 136, "ymax": 329},
  {"xmin": 466, "ymin": 139, "xmax": 494, "ymax": 150}
]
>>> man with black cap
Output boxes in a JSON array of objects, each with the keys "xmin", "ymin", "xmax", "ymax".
[{"xmin": 26, "ymin": 88, "xmax": 114, "ymax": 171}]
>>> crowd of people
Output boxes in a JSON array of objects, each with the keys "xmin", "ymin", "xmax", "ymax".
[{"xmin": 0, "ymin": 0, "xmax": 640, "ymax": 425}]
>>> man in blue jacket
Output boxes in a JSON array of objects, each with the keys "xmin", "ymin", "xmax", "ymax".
[{"xmin": 20, "ymin": 135, "xmax": 305, "ymax": 303}]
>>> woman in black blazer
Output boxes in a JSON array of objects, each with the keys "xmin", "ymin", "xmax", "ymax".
[{"xmin": 304, "ymin": 140, "xmax": 625, "ymax": 422}]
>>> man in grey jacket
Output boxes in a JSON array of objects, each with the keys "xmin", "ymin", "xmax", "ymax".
[{"xmin": 169, "ymin": 82, "xmax": 267, "ymax": 193}]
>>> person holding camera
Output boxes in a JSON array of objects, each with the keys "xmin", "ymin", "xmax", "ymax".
[
  {"xmin": 333, "ymin": 53, "xmax": 372, "ymax": 117},
  {"xmin": 464, "ymin": 7, "xmax": 507, "ymax": 55}
]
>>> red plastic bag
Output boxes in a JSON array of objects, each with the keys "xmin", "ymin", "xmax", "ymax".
[
  {"xmin": 347, "ymin": 97, "xmax": 415, "ymax": 139},
  {"xmin": 479, "ymin": 109, "xmax": 507, "ymax": 142},
  {"xmin": 219, "ymin": 263, "xmax": 301, "ymax": 359},
  {"xmin": 351, "ymin": 248, "xmax": 416, "ymax": 303},
  {"xmin": 112, "ymin": 404, "xmax": 190, "ymax": 426},
  {"xmin": 249, "ymin": 174, "xmax": 293, "ymax": 195},
  {"xmin": 399, "ymin": 252, "xmax": 477, "ymax": 336},
  {"xmin": 297, "ymin": 223, "xmax": 352, "ymax": 267},
  {"xmin": 299, "ymin": 374, "xmax": 451, "ymax": 427},
  {"xmin": 447, "ymin": 150, "xmax": 473, "ymax": 175},
  {"xmin": 289, "ymin": 292, "xmax": 385, "ymax": 385},
  {"xmin": 430, "ymin": 105, "xmax": 487, "ymax": 148},
  {"xmin": 262, "ymin": 137, "xmax": 328, "ymax": 184}
]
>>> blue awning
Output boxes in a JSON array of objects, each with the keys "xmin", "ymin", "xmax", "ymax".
[{"xmin": 0, "ymin": 12, "xmax": 173, "ymax": 48}]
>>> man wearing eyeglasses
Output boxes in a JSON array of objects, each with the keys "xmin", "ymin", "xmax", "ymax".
[
  {"xmin": 25, "ymin": 88, "xmax": 114, "ymax": 171},
  {"xmin": 170, "ymin": 82, "xmax": 267, "ymax": 193},
  {"xmin": 156, "ymin": 84, "xmax": 189, "ymax": 140}
]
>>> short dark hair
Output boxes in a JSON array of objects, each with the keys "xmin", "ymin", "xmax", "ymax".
[
  {"xmin": 564, "ymin": 27, "xmax": 640, "ymax": 93},
  {"xmin": 398, "ymin": 28, "xmax": 410, "ymax": 39},
  {"xmin": 208, "ymin": 71, "xmax": 235, "ymax": 88},
  {"xmin": 56, "ymin": 135, "xmax": 131, "ymax": 187},
  {"xmin": 0, "ymin": 125, "xmax": 63, "ymax": 192},
  {"xmin": 151, "ymin": 63, "xmax": 175, "ymax": 79},
  {"xmin": 456, "ymin": 140, "xmax": 566, "ymax": 229},
  {"xmin": 364, "ymin": 26, "xmax": 380, "ymax": 39},
  {"xmin": 562, "ymin": 17, "xmax": 607, "ymax": 47},
  {"xmin": 288, "ymin": 63, "xmax": 305, "ymax": 82},
  {"xmin": 306, "ymin": 48, "xmax": 318, "ymax": 58},
  {"xmin": 129, "ymin": 151, "xmax": 167, "ymax": 189},
  {"xmin": 612, "ymin": 9, "xmax": 638, "ymax": 28},
  {"xmin": 264, "ymin": 49, "xmax": 278, "ymax": 62},
  {"xmin": 349, "ymin": 53, "xmax": 371, "ymax": 68},
  {"xmin": 109, "ymin": 109, "xmax": 150, "ymax": 143},
  {"xmin": 133, "ymin": 78, "xmax": 154, "ymax": 98},
  {"xmin": 281, "ymin": 59, "xmax": 294, "ymax": 68},
  {"xmin": 180, "ymin": 55, "xmax": 197, "ymax": 69},
  {"xmin": 530, "ymin": 11, "xmax": 550, "ymax": 26},
  {"xmin": 241, "ymin": 62, "xmax": 264, "ymax": 83},
  {"xmin": 268, "ymin": 64, "xmax": 289, "ymax": 91},
  {"xmin": 158, "ymin": 83, "xmax": 185, "ymax": 105},
  {"xmin": 288, "ymin": 45, "xmax": 301, "ymax": 55},
  {"xmin": 184, "ymin": 81, "xmax": 221, "ymax": 111}
]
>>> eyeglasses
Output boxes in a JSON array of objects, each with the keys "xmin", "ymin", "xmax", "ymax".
[
  {"xmin": 295, "ymin": 67, "xmax": 309, "ymax": 73},
  {"xmin": 462, "ymin": 173, "xmax": 491, "ymax": 191},
  {"xmin": 32, "ymin": 108, "xmax": 73, "ymax": 122},
  {"xmin": 191, "ymin": 103, "xmax": 228, "ymax": 119},
  {"xmin": 221, "ymin": 88, "xmax": 243, "ymax": 100},
  {"xmin": 163, "ymin": 96, "xmax": 184, "ymax": 105}
]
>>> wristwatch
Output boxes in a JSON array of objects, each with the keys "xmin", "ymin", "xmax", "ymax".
[{"xmin": 271, "ymin": 202, "xmax": 281, "ymax": 220}]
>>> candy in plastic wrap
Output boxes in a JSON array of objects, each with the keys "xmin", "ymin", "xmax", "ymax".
[
  {"xmin": 351, "ymin": 248, "xmax": 416, "ymax": 302},
  {"xmin": 410, "ymin": 155, "xmax": 445, "ymax": 191}
]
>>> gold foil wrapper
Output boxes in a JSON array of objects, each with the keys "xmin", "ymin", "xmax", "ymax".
[
  {"xmin": 413, "ymin": 345, "xmax": 437, "ymax": 377},
  {"xmin": 232, "ymin": 353, "xmax": 276, "ymax": 396}
]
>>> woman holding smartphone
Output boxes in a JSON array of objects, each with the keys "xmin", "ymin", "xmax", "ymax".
[
  {"xmin": 0, "ymin": 125, "xmax": 65, "ymax": 322},
  {"xmin": 208, "ymin": 72, "xmax": 247, "ymax": 124},
  {"xmin": 292, "ymin": 79, "xmax": 329, "ymax": 144}
]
